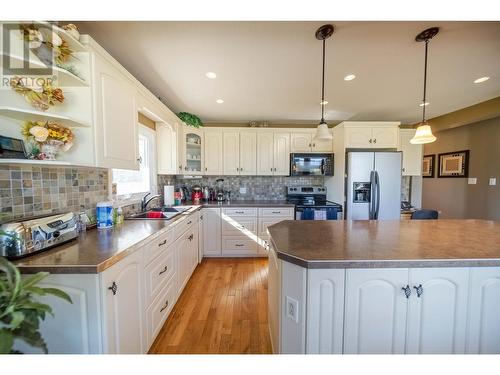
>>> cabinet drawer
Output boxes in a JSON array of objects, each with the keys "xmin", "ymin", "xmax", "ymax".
[
  {"xmin": 146, "ymin": 278, "xmax": 176, "ymax": 346},
  {"xmin": 144, "ymin": 229, "xmax": 174, "ymax": 265},
  {"xmin": 222, "ymin": 208, "xmax": 257, "ymax": 217},
  {"xmin": 173, "ymin": 213, "xmax": 197, "ymax": 239},
  {"xmin": 258, "ymin": 217, "xmax": 289, "ymax": 235},
  {"xmin": 144, "ymin": 249, "xmax": 175, "ymax": 306},
  {"xmin": 258, "ymin": 207, "xmax": 294, "ymax": 217},
  {"xmin": 222, "ymin": 217, "xmax": 257, "ymax": 236},
  {"xmin": 222, "ymin": 237, "xmax": 258, "ymax": 255}
]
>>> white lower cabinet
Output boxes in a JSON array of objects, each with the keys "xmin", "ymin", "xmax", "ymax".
[
  {"xmin": 406, "ymin": 268, "xmax": 469, "ymax": 354},
  {"xmin": 100, "ymin": 249, "xmax": 146, "ymax": 354},
  {"xmin": 203, "ymin": 208, "xmax": 222, "ymax": 257},
  {"xmin": 467, "ymin": 267, "xmax": 500, "ymax": 354},
  {"xmin": 306, "ymin": 269, "xmax": 345, "ymax": 354},
  {"xmin": 343, "ymin": 268, "xmax": 409, "ymax": 354},
  {"xmin": 177, "ymin": 222, "xmax": 199, "ymax": 294}
]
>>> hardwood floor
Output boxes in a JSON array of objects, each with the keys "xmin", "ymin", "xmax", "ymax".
[{"xmin": 149, "ymin": 257, "xmax": 273, "ymax": 354}]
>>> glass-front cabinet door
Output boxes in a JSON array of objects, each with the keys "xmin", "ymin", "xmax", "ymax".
[{"xmin": 180, "ymin": 126, "xmax": 204, "ymax": 174}]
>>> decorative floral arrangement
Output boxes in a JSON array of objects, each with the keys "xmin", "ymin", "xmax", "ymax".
[
  {"xmin": 10, "ymin": 76, "xmax": 65, "ymax": 111},
  {"xmin": 21, "ymin": 121, "xmax": 74, "ymax": 160},
  {"xmin": 20, "ymin": 24, "xmax": 74, "ymax": 65},
  {"xmin": 61, "ymin": 24, "xmax": 80, "ymax": 40},
  {"xmin": 177, "ymin": 112, "xmax": 203, "ymax": 128}
]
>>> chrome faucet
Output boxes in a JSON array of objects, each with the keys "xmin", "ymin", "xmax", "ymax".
[{"xmin": 141, "ymin": 193, "xmax": 161, "ymax": 212}]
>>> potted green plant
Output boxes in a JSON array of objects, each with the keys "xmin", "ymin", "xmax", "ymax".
[
  {"xmin": 177, "ymin": 112, "xmax": 203, "ymax": 128},
  {"xmin": 0, "ymin": 257, "xmax": 72, "ymax": 354}
]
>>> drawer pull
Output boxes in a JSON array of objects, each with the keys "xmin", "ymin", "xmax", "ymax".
[
  {"xmin": 413, "ymin": 284, "xmax": 423, "ymax": 298},
  {"xmin": 160, "ymin": 300, "xmax": 169, "ymax": 313},
  {"xmin": 235, "ymin": 244, "xmax": 244, "ymax": 247},
  {"xmin": 271, "ymin": 211, "xmax": 281, "ymax": 214},
  {"xmin": 159, "ymin": 266, "xmax": 168, "ymax": 275},
  {"xmin": 158, "ymin": 239, "xmax": 167, "ymax": 247},
  {"xmin": 187, "ymin": 220, "xmax": 192, "ymax": 225},
  {"xmin": 402, "ymin": 285, "xmax": 411, "ymax": 299},
  {"xmin": 235, "ymin": 211, "xmax": 244, "ymax": 214}
]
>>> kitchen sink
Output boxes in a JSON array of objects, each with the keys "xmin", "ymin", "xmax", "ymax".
[{"xmin": 125, "ymin": 206, "xmax": 192, "ymax": 220}]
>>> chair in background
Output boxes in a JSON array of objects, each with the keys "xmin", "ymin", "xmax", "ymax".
[{"xmin": 411, "ymin": 209, "xmax": 439, "ymax": 220}]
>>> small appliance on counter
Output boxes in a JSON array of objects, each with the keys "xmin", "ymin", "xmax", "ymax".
[
  {"xmin": 0, "ymin": 212, "xmax": 79, "ymax": 259},
  {"xmin": 215, "ymin": 178, "xmax": 225, "ymax": 202},
  {"xmin": 202, "ymin": 186, "xmax": 210, "ymax": 202},
  {"xmin": 286, "ymin": 186, "xmax": 342, "ymax": 220}
]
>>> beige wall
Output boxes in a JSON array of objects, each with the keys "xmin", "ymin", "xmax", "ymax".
[{"xmin": 422, "ymin": 116, "xmax": 500, "ymax": 220}]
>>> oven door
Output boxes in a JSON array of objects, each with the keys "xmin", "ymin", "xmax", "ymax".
[
  {"xmin": 290, "ymin": 153, "xmax": 333, "ymax": 176},
  {"xmin": 295, "ymin": 206, "xmax": 339, "ymax": 220}
]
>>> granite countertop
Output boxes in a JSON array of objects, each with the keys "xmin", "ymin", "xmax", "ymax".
[
  {"xmin": 186, "ymin": 200, "xmax": 295, "ymax": 208},
  {"xmin": 267, "ymin": 219, "xmax": 500, "ymax": 269},
  {"xmin": 13, "ymin": 206, "xmax": 201, "ymax": 274}
]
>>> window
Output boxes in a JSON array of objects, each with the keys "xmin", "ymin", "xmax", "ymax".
[{"xmin": 112, "ymin": 125, "xmax": 157, "ymax": 197}]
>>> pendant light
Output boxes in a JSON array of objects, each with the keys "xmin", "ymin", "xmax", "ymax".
[
  {"xmin": 410, "ymin": 27, "xmax": 439, "ymax": 144},
  {"xmin": 314, "ymin": 24, "xmax": 334, "ymax": 140}
]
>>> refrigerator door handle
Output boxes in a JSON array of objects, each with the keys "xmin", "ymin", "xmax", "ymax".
[
  {"xmin": 369, "ymin": 170, "xmax": 376, "ymax": 219},
  {"xmin": 374, "ymin": 170, "xmax": 381, "ymax": 219}
]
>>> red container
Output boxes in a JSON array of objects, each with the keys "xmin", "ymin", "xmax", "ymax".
[{"xmin": 191, "ymin": 189, "xmax": 203, "ymax": 204}]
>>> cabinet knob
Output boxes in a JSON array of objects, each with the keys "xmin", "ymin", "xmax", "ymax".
[
  {"xmin": 184, "ymin": 166, "xmax": 188, "ymax": 171},
  {"xmin": 274, "ymin": 168, "xmax": 277, "ymax": 172},
  {"xmin": 137, "ymin": 156, "xmax": 143, "ymax": 164},
  {"xmin": 369, "ymin": 139, "xmax": 373, "ymax": 144},
  {"xmin": 108, "ymin": 281, "xmax": 118, "ymax": 296},
  {"xmin": 270, "ymin": 168, "xmax": 273, "ymax": 172},
  {"xmin": 401, "ymin": 285, "xmax": 411, "ymax": 299},
  {"xmin": 205, "ymin": 167, "xmax": 207, "ymax": 171},
  {"xmin": 373, "ymin": 139, "xmax": 377, "ymax": 143},
  {"xmin": 179, "ymin": 165, "xmax": 182, "ymax": 170},
  {"xmin": 312, "ymin": 143, "xmax": 316, "ymax": 147},
  {"xmin": 413, "ymin": 284, "xmax": 423, "ymax": 298},
  {"xmin": 308, "ymin": 143, "xmax": 311, "ymax": 147}
]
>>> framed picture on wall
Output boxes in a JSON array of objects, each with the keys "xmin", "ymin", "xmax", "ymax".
[
  {"xmin": 422, "ymin": 154, "xmax": 435, "ymax": 178},
  {"xmin": 437, "ymin": 150, "xmax": 470, "ymax": 178}
]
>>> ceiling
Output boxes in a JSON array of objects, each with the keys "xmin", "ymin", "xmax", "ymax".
[{"xmin": 75, "ymin": 21, "xmax": 500, "ymax": 125}]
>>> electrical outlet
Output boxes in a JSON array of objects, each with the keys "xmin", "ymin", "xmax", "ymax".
[
  {"xmin": 468, "ymin": 178, "xmax": 477, "ymax": 185},
  {"xmin": 286, "ymin": 296, "xmax": 299, "ymax": 323},
  {"xmin": 490, "ymin": 178, "xmax": 497, "ymax": 186},
  {"xmin": 239, "ymin": 187, "xmax": 247, "ymax": 194}
]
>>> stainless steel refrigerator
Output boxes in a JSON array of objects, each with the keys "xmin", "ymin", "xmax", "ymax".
[{"xmin": 346, "ymin": 151, "xmax": 402, "ymax": 220}]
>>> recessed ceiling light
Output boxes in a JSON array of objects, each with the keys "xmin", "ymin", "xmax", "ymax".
[
  {"xmin": 344, "ymin": 74, "xmax": 356, "ymax": 81},
  {"xmin": 206, "ymin": 72, "xmax": 217, "ymax": 79},
  {"xmin": 320, "ymin": 100, "xmax": 328, "ymax": 105},
  {"xmin": 474, "ymin": 76, "xmax": 490, "ymax": 83},
  {"xmin": 419, "ymin": 102, "xmax": 430, "ymax": 107},
  {"xmin": 216, "ymin": 99, "xmax": 224, "ymax": 104}
]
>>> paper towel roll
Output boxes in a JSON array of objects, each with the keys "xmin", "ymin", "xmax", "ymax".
[{"xmin": 164, "ymin": 185, "xmax": 175, "ymax": 206}]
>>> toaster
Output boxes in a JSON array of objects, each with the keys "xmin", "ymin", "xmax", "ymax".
[{"xmin": 0, "ymin": 212, "xmax": 79, "ymax": 259}]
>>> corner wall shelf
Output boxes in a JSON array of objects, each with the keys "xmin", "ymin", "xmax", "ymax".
[
  {"xmin": 0, "ymin": 53, "xmax": 88, "ymax": 87},
  {"xmin": 0, "ymin": 106, "xmax": 91, "ymax": 128},
  {"xmin": 0, "ymin": 159, "xmax": 71, "ymax": 166}
]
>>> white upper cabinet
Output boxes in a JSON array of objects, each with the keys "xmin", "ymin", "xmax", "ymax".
[
  {"xmin": 92, "ymin": 52, "xmax": 139, "ymax": 170},
  {"xmin": 179, "ymin": 125, "xmax": 204, "ymax": 175},
  {"xmin": 223, "ymin": 131, "xmax": 241, "ymax": 175},
  {"xmin": 343, "ymin": 122, "xmax": 400, "ymax": 149},
  {"xmin": 257, "ymin": 131, "xmax": 275, "ymax": 176},
  {"xmin": 467, "ymin": 267, "xmax": 500, "ymax": 354},
  {"xmin": 157, "ymin": 122, "xmax": 178, "ymax": 175},
  {"xmin": 399, "ymin": 129, "xmax": 423, "ymax": 176},
  {"xmin": 343, "ymin": 268, "xmax": 409, "ymax": 354},
  {"xmin": 291, "ymin": 132, "xmax": 313, "ymax": 152},
  {"xmin": 204, "ymin": 129, "xmax": 223, "ymax": 175},
  {"xmin": 406, "ymin": 268, "xmax": 469, "ymax": 354},
  {"xmin": 100, "ymin": 249, "xmax": 145, "ymax": 354},
  {"xmin": 273, "ymin": 132, "xmax": 290, "ymax": 175},
  {"xmin": 239, "ymin": 131, "xmax": 257, "ymax": 175},
  {"xmin": 291, "ymin": 130, "xmax": 333, "ymax": 153},
  {"xmin": 257, "ymin": 131, "xmax": 290, "ymax": 176}
]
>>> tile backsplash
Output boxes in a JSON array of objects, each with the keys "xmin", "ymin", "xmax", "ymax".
[
  {"xmin": 158, "ymin": 175, "xmax": 325, "ymax": 201},
  {"xmin": 0, "ymin": 164, "xmax": 108, "ymax": 224}
]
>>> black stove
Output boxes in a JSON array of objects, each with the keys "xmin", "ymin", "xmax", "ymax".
[{"xmin": 286, "ymin": 186, "xmax": 342, "ymax": 220}]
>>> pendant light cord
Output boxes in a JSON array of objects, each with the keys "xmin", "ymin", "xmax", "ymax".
[
  {"xmin": 422, "ymin": 39, "xmax": 429, "ymax": 123},
  {"xmin": 321, "ymin": 38, "xmax": 326, "ymax": 123}
]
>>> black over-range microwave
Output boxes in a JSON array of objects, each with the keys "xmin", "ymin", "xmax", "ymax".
[{"xmin": 290, "ymin": 153, "xmax": 334, "ymax": 176}]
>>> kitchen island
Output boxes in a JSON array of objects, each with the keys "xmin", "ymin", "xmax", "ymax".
[{"xmin": 267, "ymin": 220, "xmax": 500, "ymax": 355}]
